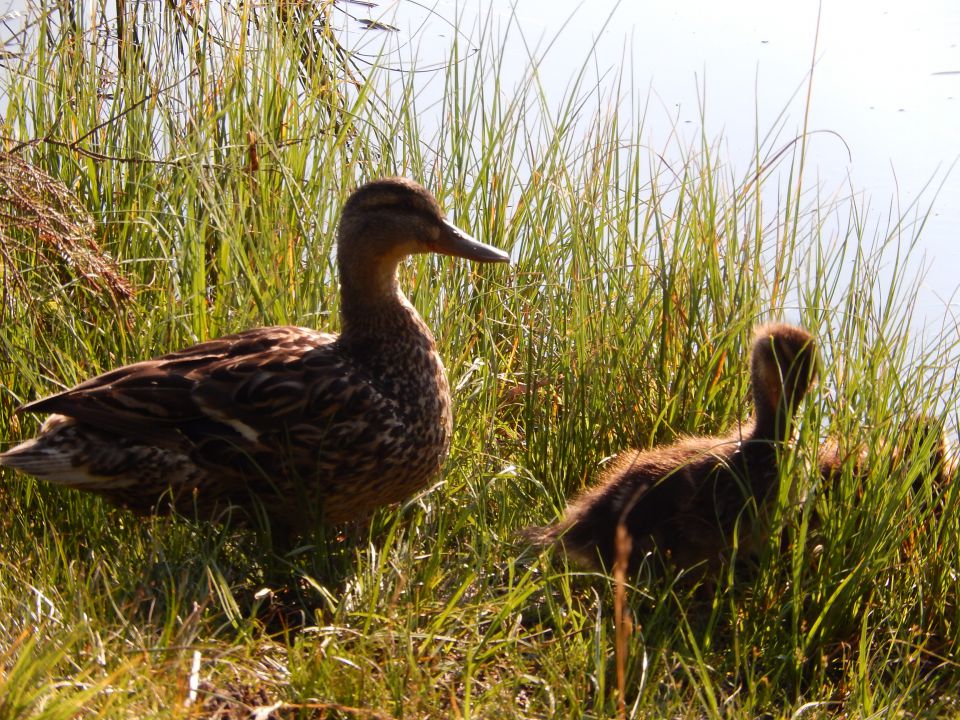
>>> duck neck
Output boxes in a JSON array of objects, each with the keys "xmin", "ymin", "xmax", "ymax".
[
  {"xmin": 337, "ymin": 255, "xmax": 435, "ymax": 358},
  {"xmin": 339, "ymin": 255, "xmax": 404, "ymax": 328},
  {"xmin": 336, "ymin": 256, "xmax": 446, "ymax": 431}
]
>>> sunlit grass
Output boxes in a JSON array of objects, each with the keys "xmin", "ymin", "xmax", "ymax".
[{"xmin": 0, "ymin": 1, "xmax": 957, "ymax": 718}]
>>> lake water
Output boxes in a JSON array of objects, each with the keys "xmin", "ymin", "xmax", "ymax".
[
  {"xmin": 336, "ymin": 0, "xmax": 960, "ymax": 328},
  {"xmin": 0, "ymin": 0, "xmax": 956, "ymax": 326}
]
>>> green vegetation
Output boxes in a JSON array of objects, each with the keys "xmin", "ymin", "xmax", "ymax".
[{"xmin": 1, "ymin": 2, "xmax": 957, "ymax": 717}]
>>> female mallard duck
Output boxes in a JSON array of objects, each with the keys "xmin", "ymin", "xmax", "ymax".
[
  {"xmin": 525, "ymin": 324, "xmax": 818, "ymax": 577},
  {"xmin": 0, "ymin": 177, "xmax": 509, "ymax": 530}
]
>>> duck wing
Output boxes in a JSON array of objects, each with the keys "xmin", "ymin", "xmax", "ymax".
[{"xmin": 19, "ymin": 326, "xmax": 403, "ymax": 475}]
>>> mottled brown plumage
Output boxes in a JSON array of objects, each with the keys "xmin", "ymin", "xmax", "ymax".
[
  {"xmin": 526, "ymin": 324, "xmax": 818, "ymax": 576},
  {"xmin": 0, "ymin": 177, "xmax": 508, "ymax": 529}
]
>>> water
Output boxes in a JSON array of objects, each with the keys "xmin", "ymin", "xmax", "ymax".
[
  {"xmin": 338, "ymin": 0, "xmax": 960, "ymax": 327},
  {"xmin": 1, "ymin": 0, "xmax": 956, "ymax": 324}
]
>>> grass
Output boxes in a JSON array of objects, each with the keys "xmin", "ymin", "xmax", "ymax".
[{"xmin": 1, "ymin": 1, "xmax": 958, "ymax": 718}]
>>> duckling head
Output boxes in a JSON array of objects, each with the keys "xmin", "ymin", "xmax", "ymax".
[
  {"xmin": 750, "ymin": 323, "xmax": 818, "ymax": 441},
  {"xmin": 337, "ymin": 177, "xmax": 508, "ymax": 305}
]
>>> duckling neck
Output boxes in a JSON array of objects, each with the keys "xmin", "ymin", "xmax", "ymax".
[{"xmin": 751, "ymin": 383, "xmax": 790, "ymax": 443}]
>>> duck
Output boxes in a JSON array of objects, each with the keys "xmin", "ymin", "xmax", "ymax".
[
  {"xmin": 524, "ymin": 323, "xmax": 818, "ymax": 577},
  {"xmin": 0, "ymin": 177, "xmax": 509, "ymax": 532}
]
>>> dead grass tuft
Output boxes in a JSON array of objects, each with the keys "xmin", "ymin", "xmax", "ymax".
[{"xmin": 0, "ymin": 152, "xmax": 134, "ymax": 308}]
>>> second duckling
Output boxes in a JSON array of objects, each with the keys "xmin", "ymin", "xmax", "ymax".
[{"xmin": 526, "ymin": 324, "xmax": 818, "ymax": 577}]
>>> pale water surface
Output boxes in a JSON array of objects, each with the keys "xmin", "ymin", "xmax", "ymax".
[
  {"xmin": 0, "ymin": 1, "xmax": 956, "ymax": 325},
  {"xmin": 339, "ymin": 0, "xmax": 960, "ymax": 328}
]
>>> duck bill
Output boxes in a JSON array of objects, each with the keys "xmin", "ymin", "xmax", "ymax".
[{"xmin": 436, "ymin": 220, "xmax": 510, "ymax": 263}]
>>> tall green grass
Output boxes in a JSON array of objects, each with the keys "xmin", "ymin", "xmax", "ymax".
[{"xmin": 0, "ymin": 2, "xmax": 957, "ymax": 717}]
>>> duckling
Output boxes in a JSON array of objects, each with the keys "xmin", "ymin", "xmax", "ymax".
[
  {"xmin": 818, "ymin": 414, "xmax": 956, "ymax": 508},
  {"xmin": 0, "ymin": 177, "xmax": 509, "ymax": 531},
  {"xmin": 897, "ymin": 415, "xmax": 957, "ymax": 498},
  {"xmin": 525, "ymin": 324, "xmax": 818, "ymax": 577}
]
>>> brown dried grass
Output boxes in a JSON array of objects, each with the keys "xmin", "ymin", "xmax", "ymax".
[{"xmin": 0, "ymin": 152, "xmax": 134, "ymax": 313}]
